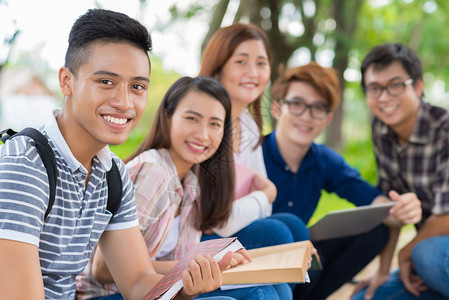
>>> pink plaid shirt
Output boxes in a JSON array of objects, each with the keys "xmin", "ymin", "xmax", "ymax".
[{"xmin": 76, "ymin": 148, "xmax": 201, "ymax": 299}]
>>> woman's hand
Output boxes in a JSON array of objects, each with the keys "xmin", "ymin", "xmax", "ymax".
[
  {"xmin": 250, "ymin": 174, "xmax": 277, "ymax": 203},
  {"xmin": 178, "ymin": 251, "xmax": 233, "ymax": 299},
  {"xmin": 229, "ymin": 248, "xmax": 252, "ymax": 268}
]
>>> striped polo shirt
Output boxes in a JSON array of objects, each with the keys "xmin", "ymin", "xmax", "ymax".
[{"xmin": 0, "ymin": 110, "xmax": 138, "ymax": 299}]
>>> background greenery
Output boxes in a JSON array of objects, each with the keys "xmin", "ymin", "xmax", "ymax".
[
  {"xmin": 110, "ymin": 87, "xmax": 378, "ymax": 226},
  {"xmin": 3, "ymin": 0, "xmax": 449, "ymax": 225},
  {"xmin": 107, "ymin": 0, "xmax": 449, "ymax": 225}
]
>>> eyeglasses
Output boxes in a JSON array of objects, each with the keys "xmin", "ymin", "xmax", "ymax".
[
  {"xmin": 281, "ymin": 98, "xmax": 330, "ymax": 120},
  {"xmin": 365, "ymin": 78, "xmax": 413, "ymax": 99}
]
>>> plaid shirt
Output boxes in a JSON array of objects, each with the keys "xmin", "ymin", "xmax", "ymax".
[
  {"xmin": 76, "ymin": 148, "xmax": 201, "ymax": 299},
  {"xmin": 372, "ymin": 101, "xmax": 449, "ymax": 225}
]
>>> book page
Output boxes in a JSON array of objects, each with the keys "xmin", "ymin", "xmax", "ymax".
[
  {"xmin": 222, "ymin": 241, "xmax": 313, "ymax": 285},
  {"xmin": 223, "ymin": 247, "xmax": 306, "ymax": 272}
]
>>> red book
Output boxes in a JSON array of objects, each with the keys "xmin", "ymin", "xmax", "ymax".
[{"xmin": 142, "ymin": 237, "xmax": 243, "ymax": 300}]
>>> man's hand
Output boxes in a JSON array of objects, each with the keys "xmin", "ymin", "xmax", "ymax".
[
  {"xmin": 178, "ymin": 251, "xmax": 233, "ymax": 299},
  {"xmin": 393, "ymin": 214, "xmax": 449, "ymax": 297},
  {"xmin": 398, "ymin": 248, "xmax": 428, "ymax": 297},
  {"xmin": 351, "ymin": 270, "xmax": 390, "ymax": 300},
  {"xmin": 398, "ymin": 259, "xmax": 428, "ymax": 296},
  {"xmin": 388, "ymin": 191, "xmax": 422, "ymax": 225}
]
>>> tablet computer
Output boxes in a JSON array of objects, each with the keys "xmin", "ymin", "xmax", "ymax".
[{"xmin": 308, "ymin": 202, "xmax": 395, "ymax": 241}]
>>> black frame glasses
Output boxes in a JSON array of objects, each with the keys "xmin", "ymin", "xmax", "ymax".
[
  {"xmin": 366, "ymin": 78, "xmax": 414, "ymax": 99},
  {"xmin": 281, "ymin": 98, "xmax": 330, "ymax": 120}
]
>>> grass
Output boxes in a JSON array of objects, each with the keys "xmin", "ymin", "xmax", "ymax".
[
  {"xmin": 307, "ymin": 137, "xmax": 378, "ymax": 226},
  {"xmin": 308, "ymin": 191, "xmax": 356, "ymax": 226}
]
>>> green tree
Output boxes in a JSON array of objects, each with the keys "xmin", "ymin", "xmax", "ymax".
[
  {"xmin": 163, "ymin": 0, "xmax": 449, "ymax": 150},
  {"xmin": 355, "ymin": 0, "xmax": 449, "ymax": 87},
  {"xmin": 168, "ymin": 0, "xmax": 363, "ymax": 150}
]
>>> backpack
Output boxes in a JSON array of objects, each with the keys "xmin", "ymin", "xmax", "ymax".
[{"xmin": 0, "ymin": 127, "xmax": 122, "ymax": 219}]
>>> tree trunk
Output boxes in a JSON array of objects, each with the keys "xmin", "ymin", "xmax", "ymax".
[
  {"xmin": 200, "ymin": 0, "xmax": 230, "ymax": 54},
  {"xmin": 324, "ymin": 0, "xmax": 361, "ymax": 150},
  {"xmin": 266, "ymin": 0, "xmax": 291, "ymax": 83},
  {"xmin": 247, "ymin": 0, "xmax": 262, "ymax": 24}
]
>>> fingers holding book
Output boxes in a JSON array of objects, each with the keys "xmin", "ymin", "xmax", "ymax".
[
  {"xmin": 180, "ymin": 251, "xmax": 233, "ymax": 297},
  {"xmin": 230, "ymin": 248, "xmax": 252, "ymax": 268},
  {"xmin": 308, "ymin": 247, "xmax": 318, "ymax": 269}
]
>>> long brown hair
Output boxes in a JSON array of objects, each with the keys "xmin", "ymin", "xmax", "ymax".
[
  {"xmin": 126, "ymin": 76, "xmax": 235, "ymax": 232},
  {"xmin": 199, "ymin": 23, "xmax": 272, "ymax": 146}
]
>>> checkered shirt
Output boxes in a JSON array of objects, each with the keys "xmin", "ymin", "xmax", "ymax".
[{"xmin": 372, "ymin": 101, "xmax": 449, "ymax": 225}]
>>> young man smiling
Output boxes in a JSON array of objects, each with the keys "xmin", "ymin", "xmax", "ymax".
[
  {"xmin": 0, "ymin": 9, "xmax": 232, "ymax": 300},
  {"xmin": 262, "ymin": 62, "xmax": 422, "ymax": 300},
  {"xmin": 352, "ymin": 43, "xmax": 449, "ymax": 300}
]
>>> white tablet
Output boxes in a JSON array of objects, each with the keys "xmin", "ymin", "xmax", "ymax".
[{"xmin": 308, "ymin": 202, "xmax": 395, "ymax": 241}]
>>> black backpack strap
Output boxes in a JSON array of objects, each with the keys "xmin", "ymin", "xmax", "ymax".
[
  {"xmin": 0, "ymin": 128, "xmax": 18, "ymax": 143},
  {"xmin": 1, "ymin": 128, "xmax": 122, "ymax": 218},
  {"xmin": 0, "ymin": 128, "xmax": 58, "ymax": 220},
  {"xmin": 106, "ymin": 159, "xmax": 122, "ymax": 216}
]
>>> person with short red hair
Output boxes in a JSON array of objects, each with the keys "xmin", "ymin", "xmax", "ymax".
[{"xmin": 263, "ymin": 62, "xmax": 422, "ymax": 300}]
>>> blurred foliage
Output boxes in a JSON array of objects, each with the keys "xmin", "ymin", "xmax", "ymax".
[
  {"xmin": 309, "ymin": 192, "xmax": 355, "ymax": 226},
  {"xmin": 0, "ymin": 0, "xmax": 20, "ymax": 70},
  {"xmin": 134, "ymin": 56, "xmax": 180, "ymax": 135},
  {"xmin": 355, "ymin": 0, "xmax": 449, "ymax": 80},
  {"xmin": 4, "ymin": 0, "xmax": 449, "ymax": 222},
  {"xmin": 113, "ymin": 0, "xmax": 449, "ymax": 222},
  {"xmin": 159, "ymin": 0, "xmax": 449, "ymax": 151}
]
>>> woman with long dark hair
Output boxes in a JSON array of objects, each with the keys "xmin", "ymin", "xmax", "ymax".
[{"xmin": 77, "ymin": 76, "xmax": 283, "ymax": 300}]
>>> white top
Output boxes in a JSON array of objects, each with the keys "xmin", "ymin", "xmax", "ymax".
[
  {"xmin": 233, "ymin": 110, "xmax": 268, "ymax": 177},
  {"xmin": 157, "ymin": 215, "xmax": 181, "ymax": 258},
  {"xmin": 213, "ymin": 110, "xmax": 272, "ymax": 237}
]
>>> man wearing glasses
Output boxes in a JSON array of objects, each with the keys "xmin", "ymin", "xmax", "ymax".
[
  {"xmin": 262, "ymin": 62, "xmax": 422, "ymax": 300},
  {"xmin": 352, "ymin": 43, "xmax": 449, "ymax": 299}
]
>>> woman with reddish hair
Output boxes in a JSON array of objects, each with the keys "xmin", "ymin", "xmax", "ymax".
[{"xmin": 198, "ymin": 23, "xmax": 311, "ymax": 299}]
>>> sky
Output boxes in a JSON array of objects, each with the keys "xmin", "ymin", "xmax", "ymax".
[{"xmin": 0, "ymin": 0, "xmax": 212, "ymax": 81}]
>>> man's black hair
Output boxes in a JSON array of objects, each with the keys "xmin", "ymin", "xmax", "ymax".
[
  {"xmin": 361, "ymin": 43, "xmax": 423, "ymax": 92},
  {"xmin": 65, "ymin": 9, "xmax": 152, "ymax": 76}
]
